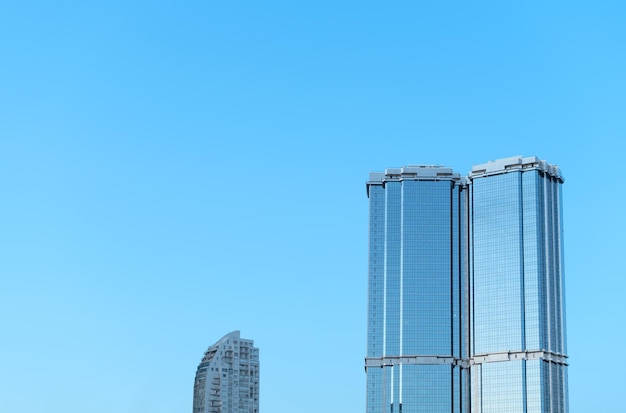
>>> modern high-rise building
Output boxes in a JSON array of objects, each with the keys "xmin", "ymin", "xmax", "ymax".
[
  {"xmin": 193, "ymin": 331, "xmax": 259, "ymax": 413},
  {"xmin": 365, "ymin": 156, "xmax": 568, "ymax": 413}
]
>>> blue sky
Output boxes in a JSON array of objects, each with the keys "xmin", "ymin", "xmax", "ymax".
[{"xmin": 1, "ymin": 2, "xmax": 624, "ymax": 412}]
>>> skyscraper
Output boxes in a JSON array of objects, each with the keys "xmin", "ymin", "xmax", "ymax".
[
  {"xmin": 365, "ymin": 156, "xmax": 568, "ymax": 413},
  {"xmin": 193, "ymin": 331, "xmax": 260, "ymax": 413}
]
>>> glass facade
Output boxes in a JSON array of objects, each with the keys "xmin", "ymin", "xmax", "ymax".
[
  {"xmin": 366, "ymin": 166, "xmax": 467, "ymax": 413},
  {"xmin": 193, "ymin": 331, "xmax": 259, "ymax": 413},
  {"xmin": 366, "ymin": 156, "xmax": 568, "ymax": 413}
]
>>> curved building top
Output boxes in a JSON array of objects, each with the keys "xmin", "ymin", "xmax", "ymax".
[
  {"xmin": 469, "ymin": 155, "xmax": 564, "ymax": 182},
  {"xmin": 199, "ymin": 330, "xmax": 242, "ymax": 364}
]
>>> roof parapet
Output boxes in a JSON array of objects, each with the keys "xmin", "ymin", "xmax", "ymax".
[
  {"xmin": 369, "ymin": 165, "xmax": 461, "ymax": 182},
  {"xmin": 366, "ymin": 165, "xmax": 463, "ymax": 197},
  {"xmin": 469, "ymin": 155, "xmax": 563, "ymax": 182}
]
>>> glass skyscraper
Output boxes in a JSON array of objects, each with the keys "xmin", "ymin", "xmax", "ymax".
[
  {"xmin": 193, "ymin": 331, "xmax": 260, "ymax": 413},
  {"xmin": 365, "ymin": 156, "xmax": 568, "ymax": 413}
]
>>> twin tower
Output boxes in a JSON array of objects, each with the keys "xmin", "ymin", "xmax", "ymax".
[{"xmin": 365, "ymin": 156, "xmax": 568, "ymax": 413}]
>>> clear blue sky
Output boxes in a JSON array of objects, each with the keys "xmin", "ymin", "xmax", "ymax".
[{"xmin": 1, "ymin": 2, "xmax": 624, "ymax": 412}]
